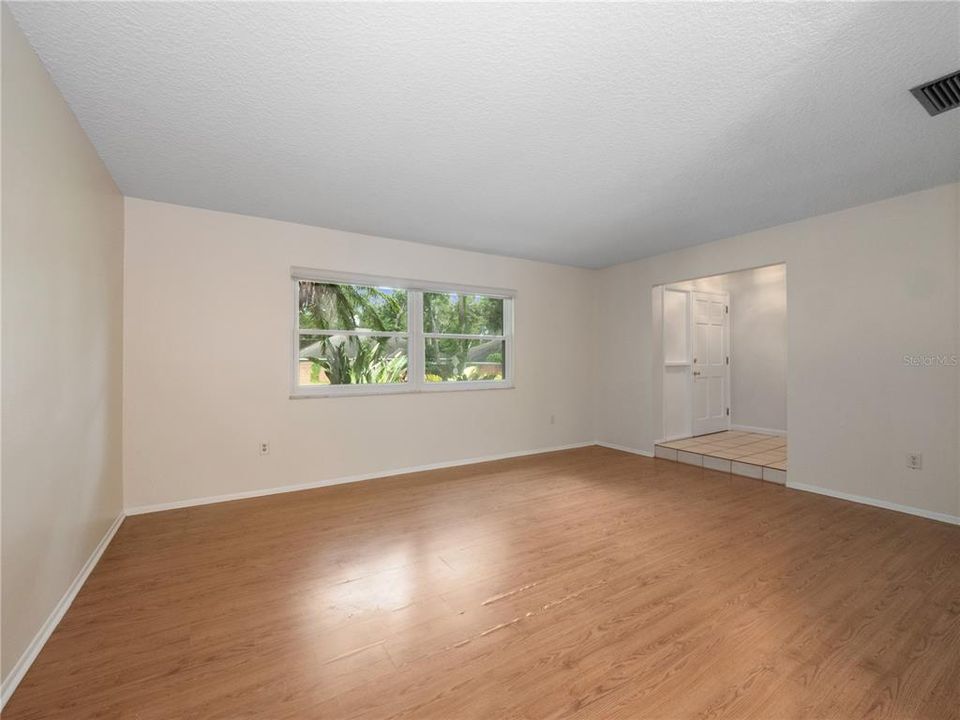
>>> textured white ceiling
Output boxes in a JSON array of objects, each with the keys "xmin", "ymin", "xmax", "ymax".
[{"xmin": 9, "ymin": 2, "xmax": 960, "ymax": 268}]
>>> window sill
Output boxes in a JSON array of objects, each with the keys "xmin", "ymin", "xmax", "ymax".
[{"xmin": 290, "ymin": 382, "xmax": 515, "ymax": 399}]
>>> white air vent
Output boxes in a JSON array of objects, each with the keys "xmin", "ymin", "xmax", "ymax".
[{"xmin": 911, "ymin": 70, "xmax": 960, "ymax": 116}]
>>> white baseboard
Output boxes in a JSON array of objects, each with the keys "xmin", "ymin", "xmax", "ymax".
[
  {"xmin": 787, "ymin": 482, "xmax": 960, "ymax": 526},
  {"xmin": 655, "ymin": 434, "xmax": 690, "ymax": 443},
  {"xmin": 595, "ymin": 442, "xmax": 654, "ymax": 457},
  {"xmin": 125, "ymin": 442, "xmax": 597, "ymax": 515},
  {"xmin": 1, "ymin": 512, "xmax": 125, "ymax": 710},
  {"xmin": 730, "ymin": 424, "xmax": 787, "ymax": 436}
]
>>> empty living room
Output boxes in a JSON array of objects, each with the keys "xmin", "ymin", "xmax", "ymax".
[{"xmin": 3, "ymin": 2, "xmax": 960, "ymax": 718}]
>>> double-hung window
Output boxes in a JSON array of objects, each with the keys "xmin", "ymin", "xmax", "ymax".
[{"xmin": 293, "ymin": 269, "xmax": 514, "ymax": 397}]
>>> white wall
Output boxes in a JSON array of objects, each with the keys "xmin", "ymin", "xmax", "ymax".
[
  {"xmin": 126, "ymin": 187, "xmax": 959, "ymax": 520},
  {"xmin": 659, "ymin": 287, "xmax": 692, "ymax": 440},
  {"xmin": 598, "ymin": 183, "xmax": 960, "ymax": 519},
  {"xmin": 1, "ymin": 5, "xmax": 124, "ymax": 687},
  {"xmin": 727, "ymin": 265, "xmax": 787, "ymax": 432},
  {"xmin": 123, "ymin": 198, "xmax": 597, "ymax": 509}
]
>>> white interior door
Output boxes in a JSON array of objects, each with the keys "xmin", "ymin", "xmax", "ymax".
[{"xmin": 691, "ymin": 291, "xmax": 729, "ymax": 436}]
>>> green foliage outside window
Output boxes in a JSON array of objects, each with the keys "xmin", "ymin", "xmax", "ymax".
[
  {"xmin": 297, "ymin": 282, "xmax": 506, "ymax": 386},
  {"xmin": 423, "ymin": 292, "xmax": 502, "ymax": 335},
  {"xmin": 302, "ymin": 335, "xmax": 408, "ymax": 385},
  {"xmin": 299, "ymin": 282, "xmax": 407, "ymax": 332},
  {"xmin": 299, "ymin": 282, "xmax": 408, "ymax": 384},
  {"xmin": 424, "ymin": 292, "xmax": 504, "ymax": 382}
]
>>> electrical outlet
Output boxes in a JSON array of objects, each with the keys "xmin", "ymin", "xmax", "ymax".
[
  {"xmin": 259, "ymin": 441, "xmax": 270, "ymax": 456},
  {"xmin": 906, "ymin": 453, "xmax": 922, "ymax": 470}
]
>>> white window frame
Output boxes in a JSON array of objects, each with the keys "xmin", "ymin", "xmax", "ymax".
[{"xmin": 291, "ymin": 268, "xmax": 515, "ymax": 398}]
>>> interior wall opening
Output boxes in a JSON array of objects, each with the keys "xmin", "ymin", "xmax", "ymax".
[{"xmin": 651, "ymin": 263, "xmax": 788, "ymax": 483}]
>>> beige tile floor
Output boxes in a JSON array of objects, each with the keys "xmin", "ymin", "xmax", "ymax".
[{"xmin": 657, "ymin": 431, "xmax": 787, "ymax": 470}]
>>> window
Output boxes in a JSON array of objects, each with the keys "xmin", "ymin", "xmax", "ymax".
[
  {"xmin": 424, "ymin": 291, "xmax": 506, "ymax": 384},
  {"xmin": 297, "ymin": 281, "xmax": 409, "ymax": 388},
  {"xmin": 293, "ymin": 269, "xmax": 514, "ymax": 396}
]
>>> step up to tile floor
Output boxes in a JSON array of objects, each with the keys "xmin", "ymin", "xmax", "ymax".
[{"xmin": 655, "ymin": 431, "xmax": 787, "ymax": 484}]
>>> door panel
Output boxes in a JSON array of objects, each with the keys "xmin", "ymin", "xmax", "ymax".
[
  {"xmin": 692, "ymin": 291, "xmax": 729, "ymax": 436},
  {"xmin": 708, "ymin": 325, "xmax": 723, "ymax": 364}
]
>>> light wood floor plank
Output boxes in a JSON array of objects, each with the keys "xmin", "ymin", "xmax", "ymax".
[{"xmin": 4, "ymin": 447, "xmax": 958, "ymax": 719}]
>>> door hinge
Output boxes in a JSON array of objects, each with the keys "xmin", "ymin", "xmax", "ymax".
[
  {"xmin": 726, "ymin": 408, "xmax": 730, "ymax": 416},
  {"xmin": 725, "ymin": 305, "xmax": 728, "ymax": 314},
  {"xmin": 725, "ymin": 356, "xmax": 729, "ymax": 365}
]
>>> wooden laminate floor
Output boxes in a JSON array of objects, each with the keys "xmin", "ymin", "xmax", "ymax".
[{"xmin": 5, "ymin": 447, "xmax": 960, "ymax": 719}]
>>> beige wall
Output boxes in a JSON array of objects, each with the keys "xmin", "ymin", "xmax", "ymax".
[
  {"xmin": 727, "ymin": 265, "xmax": 787, "ymax": 433},
  {"xmin": 598, "ymin": 183, "xmax": 960, "ymax": 519},
  {"xmin": 126, "ymin": 187, "xmax": 960, "ymax": 520},
  {"xmin": 122, "ymin": 198, "xmax": 597, "ymax": 509},
  {"xmin": 1, "ymin": 5, "xmax": 124, "ymax": 686}
]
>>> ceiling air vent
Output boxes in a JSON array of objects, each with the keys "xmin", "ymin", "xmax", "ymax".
[{"xmin": 910, "ymin": 70, "xmax": 960, "ymax": 116}]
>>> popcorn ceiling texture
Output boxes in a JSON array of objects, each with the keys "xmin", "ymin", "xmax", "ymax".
[{"xmin": 9, "ymin": 1, "xmax": 960, "ymax": 268}]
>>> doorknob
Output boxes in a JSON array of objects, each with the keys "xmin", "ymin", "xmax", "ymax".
[{"xmin": 693, "ymin": 371, "xmax": 701, "ymax": 376}]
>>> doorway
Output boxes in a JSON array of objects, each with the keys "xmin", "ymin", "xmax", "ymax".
[{"xmin": 653, "ymin": 264, "xmax": 787, "ymax": 481}]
